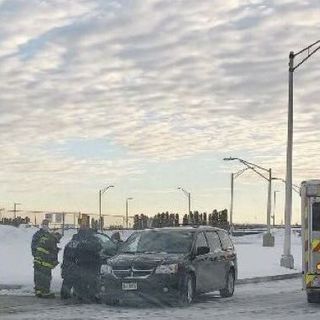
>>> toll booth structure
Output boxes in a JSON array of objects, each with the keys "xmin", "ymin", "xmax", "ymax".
[{"xmin": 301, "ymin": 180, "xmax": 320, "ymax": 302}]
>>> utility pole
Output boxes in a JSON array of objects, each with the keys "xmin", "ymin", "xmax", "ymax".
[{"xmin": 282, "ymin": 40, "xmax": 320, "ymax": 269}]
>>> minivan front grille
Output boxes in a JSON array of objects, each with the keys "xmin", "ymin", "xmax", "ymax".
[{"xmin": 112, "ymin": 267, "xmax": 154, "ymax": 279}]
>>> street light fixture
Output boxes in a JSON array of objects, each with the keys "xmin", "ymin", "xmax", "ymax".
[
  {"xmin": 126, "ymin": 197, "xmax": 133, "ymax": 228},
  {"xmin": 272, "ymin": 177, "xmax": 300, "ymax": 195},
  {"xmin": 282, "ymin": 40, "xmax": 320, "ymax": 269},
  {"xmin": 99, "ymin": 185, "xmax": 114, "ymax": 231},
  {"xmin": 178, "ymin": 187, "xmax": 191, "ymax": 216},
  {"xmin": 223, "ymin": 157, "xmax": 274, "ymax": 247}
]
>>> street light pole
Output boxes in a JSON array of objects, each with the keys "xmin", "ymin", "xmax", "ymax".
[
  {"xmin": 178, "ymin": 187, "xmax": 191, "ymax": 215},
  {"xmin": 99, "ymin": 185, "xmax": 114, "ymax": 231},
  {"xmin": 126, "ymin": 197, "xmax": 133, "ymax": 228},
  {"xmin": 282, "ymin": 51, "xmax": 294, "ymax": 269},
  {"xmin": 13, "ymin": 202, "xmax": 21, "ymax": 219},
  {"xmin": 223, "ymin": 157, "xmax": 274, "ymax": 246},
  {"xmin": 99, "ymin": 190, "xmax": 102, "ymax": 229},
  {"xmin": 230, "ymin": 173, "xmax": 234, "ymax": 230},
  {"xmin": 267, "ymin": 168, "xmax": 272, "ymax": 234},
  {"xmin": 282, "ymin": 40, "xmax": 320, "ymax": 269},
  {"xmin": 272, "ymin": 191, "xmax": 280, "ymax": 227},
  {"xmin": 229, "ymin": 167, "xmax": 249, "ymax": 235}
]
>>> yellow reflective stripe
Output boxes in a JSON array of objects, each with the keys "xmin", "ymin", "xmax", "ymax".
[
  {"xmin": 34, "ymin": 258, "xmax": 55, "ymax": 268},
  {"xmin": 41, "ymin": 261, "xmax": 54, "ymax": 268},
  {"xmin": 312, "ymin": 240, "xmax": 320, "ymax": 252},
  {"xmin": 36, "ymin": 247, "xmax": 50, "ymax": 254},
  {"xmin": 306, "ymin": 274, "xmax": 316, "ymax": 287},
  {"xmin": 39, "ymin": 236, "xmax": 49, "ymax": 245}
]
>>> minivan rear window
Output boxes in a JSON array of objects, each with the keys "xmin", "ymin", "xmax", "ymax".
[
  {"xmin": 206, "ymin": 231, "xmax": 222, "ymax": 252},
  {"xmin": 217, "ymin": 231, "xmax": 233, "ymax": 250}
]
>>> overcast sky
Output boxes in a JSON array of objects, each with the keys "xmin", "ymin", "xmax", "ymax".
[{"xmin": 0, "ymin": 0, "xmax": 319, "ymax": 225}]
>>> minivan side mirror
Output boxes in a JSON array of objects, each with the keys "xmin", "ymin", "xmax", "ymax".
[{"xmin": 196, "ymin": 246, "xmax": 210, "ymax": 256}]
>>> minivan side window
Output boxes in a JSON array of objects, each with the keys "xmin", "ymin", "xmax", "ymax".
[
  {"xmin": 217, "ymin": 231, "xmax": 233, "ymax": 250},
  {"xmin": 312, "ymin": 202, "xmax": 320, "ymax": 231},
  {"xmin": 195, "ymin": 232, "xmax": 208, "ymax": 249},
  {"xmin": 205, "ymin": 231, "xmax": 222, "ymax": 252}
]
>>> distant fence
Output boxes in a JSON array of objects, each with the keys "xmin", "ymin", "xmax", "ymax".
[{"xmin": 0, "ymin": 209, "xmax": 128, "ymax": 231}]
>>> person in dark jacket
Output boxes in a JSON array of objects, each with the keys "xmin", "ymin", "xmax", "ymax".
[
  {"xmin": 31, "ymin": 219, "xmax": 60, "ymax": 298},
  {"xmin": 60, "ymin": 233, "xmax": 80, "ymax": 299},
  {"xmin": 62, "ymin": 219, "xmax": 102, "ymax": 302}
]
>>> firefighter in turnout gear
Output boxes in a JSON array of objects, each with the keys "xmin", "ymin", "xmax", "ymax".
[{"xmin": 31, "ymin": 219, "xmax": 60, "ymax": 298}]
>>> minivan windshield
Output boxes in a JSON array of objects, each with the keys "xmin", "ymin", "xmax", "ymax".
[{"xmin": 119, "ymin": 230, "xmax": 194, "ymax": 254}]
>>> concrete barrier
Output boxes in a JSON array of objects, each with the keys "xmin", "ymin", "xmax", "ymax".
[{"xmin": 0, "ymin": 284, "xmax": 22, "ymax": 290}]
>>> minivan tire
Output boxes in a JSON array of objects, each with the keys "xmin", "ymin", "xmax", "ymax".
[
  {"xmin": 220, "ymin": 270, "xmax": 235, "ymax": 298},
  {"xmin": 180, "ymin": 274, "xmax": 195, "ymax": 305}
]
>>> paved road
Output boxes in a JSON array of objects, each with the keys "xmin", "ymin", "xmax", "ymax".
[{"xmin": 0, "ymin": 279, "xmax": 320, "ymax": 320}]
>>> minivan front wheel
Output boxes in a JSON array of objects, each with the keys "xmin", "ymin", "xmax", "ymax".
[
  {"xmin": 220, "ymin": 270, "xmax": 235, "ymax": 298},
  {"xmin": 180, "ymin": 274, "xmax": 195, "ymax": 305}
]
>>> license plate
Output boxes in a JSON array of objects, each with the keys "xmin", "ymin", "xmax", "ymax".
[{"xmin": 122, "ymin": 282, "xmax": 138, "ymax": 291}]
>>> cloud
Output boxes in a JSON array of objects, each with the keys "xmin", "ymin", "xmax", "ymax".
[{"xmin": 0, "ymin": 0, "xmax": 319, "ymax": 212}]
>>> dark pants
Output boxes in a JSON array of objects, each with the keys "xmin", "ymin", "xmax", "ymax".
[
  {"xmin": 61, "ymin": 262, "xmax": 78, "ymax": 299},
  {"xmin": 34, "ymin": 264, "xmax": 52, "ymax": 294},
  {"xmin": 73, "ymin": 265, "xmax": 100, "ymax": 301},
  {"xmin": 61, "ymin": 278, "xmax": 73, "ymax": 299}
]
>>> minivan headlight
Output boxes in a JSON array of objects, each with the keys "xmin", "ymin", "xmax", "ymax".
[
  {"xmin": 155, "ymin": 264, "xmax": 178, "ymax": 274},
  {"xmin": 101, "ymin": 264, "xmax": 113, "ymax": 274}
]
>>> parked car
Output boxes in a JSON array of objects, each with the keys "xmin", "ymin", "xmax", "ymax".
[{"xmin": 100, "ymin": 226, "xmax": 237, "ymax": 305}]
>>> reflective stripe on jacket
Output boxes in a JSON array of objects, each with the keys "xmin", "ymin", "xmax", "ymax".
[
  {"xmin": 34, "ymin": 257, "xmax": 56, "ymax": 269},
  {"xmin": 32, "ymin": 230, "xmax": 59, "ymax": 268}
]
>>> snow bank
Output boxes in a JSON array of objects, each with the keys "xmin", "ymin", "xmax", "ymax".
[
  {"xmin": 233, "ymin": 229, "xmax": 301, "ymax": 279},
  {"xmin": 0, "ymin": 225, "xmax": 301, "ymax": 295}
]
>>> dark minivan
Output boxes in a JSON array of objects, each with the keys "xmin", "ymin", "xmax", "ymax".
[{"xmin": 100, "ymin": 226, "xmax": 237, "ymax": 305}]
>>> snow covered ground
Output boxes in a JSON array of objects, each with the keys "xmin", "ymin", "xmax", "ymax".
[{"xmin": 0, "ymin": 225, "xmax": 302, "ymax": 295}]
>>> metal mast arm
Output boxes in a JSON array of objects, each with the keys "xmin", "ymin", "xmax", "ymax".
[{"xmin": 293, "ymin": 40, "xmax": 320, "ymax": 71}]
